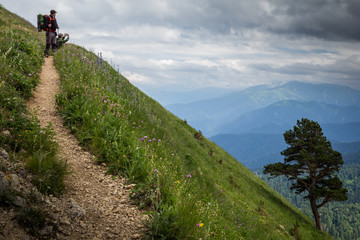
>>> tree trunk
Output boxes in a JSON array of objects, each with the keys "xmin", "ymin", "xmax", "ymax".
[{"xmin": 310, "ymin": 198, "xmax": 323, "ymax": 231}]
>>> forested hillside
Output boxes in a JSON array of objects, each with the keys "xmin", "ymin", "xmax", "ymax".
[{"xmin": 256, "ymin": 163, "xmax": 360, "ymax": 240}]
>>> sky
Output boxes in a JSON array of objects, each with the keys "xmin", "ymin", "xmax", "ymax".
[{"xmin": 2, "ymin": 0, "xmax": 360, "ymax": 96}]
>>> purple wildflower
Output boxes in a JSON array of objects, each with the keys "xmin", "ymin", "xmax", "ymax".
[
  {"xmin": 154, "ymin": 169, "xmax": 158, "ymax": 172},
  {"xmin": 9, "ymin": 73, "xmax": 13, "ymax": 76},
  {"xmin": 158, "ymin": 139, "xmax": 161, "ymax": 142},
  {"xmin": 140, "ymin": 138, "xmax": 144, "ymax": 141},
  {"xmin": 186, "ymin": 174, "xmax": 191, "ymax": 178},
  {"xmin": 9, "ymin": 118, "xmax": 13, "ymax": 122},
  {"xmin": 103, "ymin": 110, "xmax": 106, "ymax": 114}
]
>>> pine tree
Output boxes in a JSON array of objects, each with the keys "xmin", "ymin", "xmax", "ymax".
[{"xmin": 263, "ymin": 118, "xmax": 348, "ymax": 231}]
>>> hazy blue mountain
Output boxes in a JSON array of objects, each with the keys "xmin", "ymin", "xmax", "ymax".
[
  {"xmin": 278, "ymin": 81, "xmax": 360, "ymax": 106},
  {"xmin": 332, "ymin": 141, "xmax": 360, "ymax": 154},
  {"xmin": 210, "ymin": 133, "xmax": 360, "ymax": 169},
  {"xmin": 166, "ymin": 81, "xmax": 360, "ymax": 136},
  {"xmin": 209, "ymin": 133, "xmax": 285, "ymax": 169},
  {"xmin": 322, "ymin": 122, "xmax": 360, "ymax": 142},
  {"xmin": 216, "ymin": 100, "xmax": 360, "ymax": 136}
]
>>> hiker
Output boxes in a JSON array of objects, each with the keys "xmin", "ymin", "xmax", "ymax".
[
  {"xmin": 44, "ymin": 9, "xmax": 59, "ymax": 57},
  {"xmin": 57, "ymin": 33, "xmax": 69, "ymax": 48}
]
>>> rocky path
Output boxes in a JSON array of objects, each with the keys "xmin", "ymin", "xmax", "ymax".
[{"xmin": 28, "ymin": 57, "xmax": 147, "ymax": 240}]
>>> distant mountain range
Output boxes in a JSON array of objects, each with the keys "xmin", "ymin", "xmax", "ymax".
[
  {"xmin": 166, "ymin": 81, "xmax": 360, "ymax": 136},
  {"xmin": 210, "ymin": 133, "xmax": 360, "ymax": 169},
  {"xmin": 217, "ymin": 100, "xmax": 360, "ymax": 136},
  {"xmin": 166, "ymin": 81, "xmax": 360, "ymax": 169}
]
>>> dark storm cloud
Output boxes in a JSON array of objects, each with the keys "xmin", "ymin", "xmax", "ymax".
[
  {"xmin": 270, "ymin": 0, "xmax": 360, "ymax": 41},
  {"xmin": 94, "ymin": 0, "xmax": 360, "ymax": 41}
]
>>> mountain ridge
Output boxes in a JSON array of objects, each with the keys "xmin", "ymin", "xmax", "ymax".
[
  {"xmin": 216, "ymin": 99, "xmax": 360, "ymax": 136},
  {"xmin": 167, "ymin": 81, "xmax": 360, "ymax": 136}
]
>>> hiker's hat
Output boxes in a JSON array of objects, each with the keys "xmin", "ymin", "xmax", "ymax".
[{"xmin": 50, "ymin": 10, "xmax": 57, "ymax": 14}]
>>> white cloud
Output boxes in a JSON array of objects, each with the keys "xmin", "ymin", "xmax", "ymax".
[{"xmin": 123, "ymin": 71, "xmax": 153, "ymax": 85}]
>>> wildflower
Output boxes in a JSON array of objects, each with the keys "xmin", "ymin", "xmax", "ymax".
[
  {"xmin": 154, "ymin": 169, "xmax": 158, "ymax": 172},
  {"xmin": 9, "ymin": 118, "xmax": 13, "ymax": 122},
  {"xmin": 186, "ymin": 174, "xmax": 191, "ymax": 178},
  {"xmin": 152, "ymin": 138, "xmax": 156, "ymax": 141},
  {"xmin": 140, "ymin": 138, "xmax": 144, "ymax": 141},
  {"xmin": 149, "ymin": 139, "xmax": 152, "ymax": 142},
  {"xmin": 176, "ymin": 180, "xmax": 180, "ymax": 184},
  {"xmin": 144, "ymin": 136, "xmax": 148, "ymax": 139},
  {"xmin": 9, "ymin": 73, "xmax": 13, "ymax": 76},
  {"xmin": 158, "ymin": 139, "xmax": 161, "ymax": 142},
  {"xmin": 103, "ymin": 110, "xmax": 106, "ymax": 114},
  {"xmin": 138, "ymin": 125, "xmax": 141, "ymax": 128},
  {"xmin": 25, "ymin": 130, "xmax": 28, "ymax": 133}
]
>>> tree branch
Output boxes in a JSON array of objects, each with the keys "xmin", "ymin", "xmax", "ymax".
[{"xmin": 316, "ymin": 197, "xmax": 330, "ymax": 209}]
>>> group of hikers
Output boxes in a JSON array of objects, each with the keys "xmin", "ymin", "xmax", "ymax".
[{"xmin": 43, "ymin": 9, "xmax": 69, "ymax": 57}]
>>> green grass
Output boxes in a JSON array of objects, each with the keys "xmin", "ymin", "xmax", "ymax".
[
  {"xmin": 0, "ymin": 6, "xmax": 68, "ymax": 196},
  {"xmin": 54, "ymin": 43, "xmax": 331, "ymax": 239}
]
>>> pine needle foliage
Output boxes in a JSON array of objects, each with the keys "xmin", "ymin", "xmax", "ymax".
[{"xmin": 264, "ymin": 118, "xmax": 347, "ymax": 231}]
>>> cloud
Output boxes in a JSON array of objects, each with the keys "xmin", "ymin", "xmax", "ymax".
[
  {"xmin": 2, "ymin": 0, "xmax": 360, "ymax": 93},
  {"xmin": 123, "ymin": 71, "xmax": 153, "ymax": 85}
]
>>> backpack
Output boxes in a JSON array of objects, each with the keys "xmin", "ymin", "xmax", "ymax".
[{"xmin": 37, "ymin": 14, "xmax": 50, "ymax": 32}]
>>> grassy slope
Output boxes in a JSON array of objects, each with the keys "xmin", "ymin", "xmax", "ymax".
[
  {"xmin": 0, "ymin": 6, "xmax": 67, "ymax": 196},
  {"xmin": 54, "ymin": 43, "xmax": 331, "ymax": 239}
]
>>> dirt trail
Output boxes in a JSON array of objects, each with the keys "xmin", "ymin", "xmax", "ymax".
[{"xmin": 28, "ymin": 57, "xmax": 147, "ymax": 240}]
